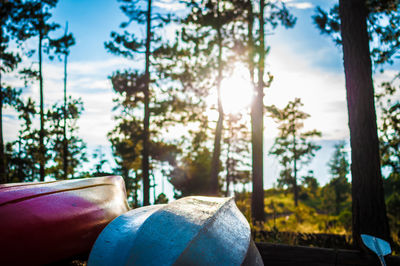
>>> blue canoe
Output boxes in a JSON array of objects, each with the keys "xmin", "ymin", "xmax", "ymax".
[{"xmin": 88, "ymin": 196, "xmax": 263, "ymax": 265}]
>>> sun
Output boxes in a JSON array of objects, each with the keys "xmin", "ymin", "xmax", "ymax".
[{"xmin": 220, "ymin": 65, "xmax": 253, "ymax": 114}]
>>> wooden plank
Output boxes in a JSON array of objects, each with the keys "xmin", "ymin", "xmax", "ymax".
[
  {"xmin": 255, "ymin": 242, "xmax": 400, "ymax": 266},
  {"xmin": 256, "ymin": 242, "xmax": 336, "ymax": 266}
]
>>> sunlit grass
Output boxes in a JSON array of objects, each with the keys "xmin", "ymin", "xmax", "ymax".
[{"xmin": 235, "ymin": 190, "xmax": 347, "ymax": 234}]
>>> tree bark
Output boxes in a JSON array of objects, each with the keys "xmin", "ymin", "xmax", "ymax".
[
  {"xmin": 339, "ymin": 0, "xmax": 391, "ymax": 247},
  {"xmin": 142, "ymin": 0, "xmax": 152, "ymax": 206},
  {"xmin": 0, "ymin": 22, "xmax": 6, "ymax": 184},
  {"xmin": 293, "ymin": 133, "xmax": 298, "ymax": 207},
  {"xmin": 39, "ymin": 31, "xmax": 45, "ymax": 182},
  {"xmin": 0, "ymin": 73, "xmax": 6, "ymax": 184},
  {"xmin": 210, "ymin": 0, "xmax": 224, "ymax": 196},
  {"xmin": 225, "ymin": 135, "xmax": 232, "ymax": 197},
  {"xmin": 63, "ymin": 45, "xmax": 68, "ymax": 180},
  {"xmin": 251, "ymin": 0, "xmax": 265, "ymax": 222}
]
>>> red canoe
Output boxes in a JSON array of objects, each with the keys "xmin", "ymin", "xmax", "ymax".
[{"xmin": 0, "ymin": 176, "xmax": 130, "ymax": 265}]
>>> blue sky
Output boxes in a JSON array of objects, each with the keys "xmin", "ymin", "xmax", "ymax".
[{"xmin": 4, "ymin": 0, "xmax": 399, "ymax": 201}]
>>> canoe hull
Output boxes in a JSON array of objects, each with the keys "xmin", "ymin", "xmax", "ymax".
[
  {"xmin": 88, "ymin": 196, "xmax": 263, "ymax": 265},
  {"xmin": 0, "ymin": 176, "xmax": 129, "ymax": 265}
]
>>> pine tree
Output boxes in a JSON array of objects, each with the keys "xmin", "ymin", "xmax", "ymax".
[
  {"xmin": 223, "ymin": 113, "xmax": 251, "ymax": 197},
  {"xmin": 268, "ymin": 98, "xmax": 321, "ymax": 207},
  {"xmin": 0, "ymin": 0, "xmax": 36, "ymax": 183},
  {"xmin": 6, "ymin": 98, "xmax": 38, "ymax": 182},
  {"xmin": 34, "ymin": 0, "xmax": 59, "ymax": 181},
  {"xmin": 340, "ymin": 0, "xmax": 391, "ymax": 246},
  {"xmin": 108, "ymin": 69, "xmax": 182, "ymax": 205},
  {"xmin": 156, "ymin": 0, "xmax": 246, "ymax": 195},
  {"xmin": 229, "ymin": 0, "xmax": 296, "ymax": 222},
  {"xmin": 314, "ymin": 0, "xmax": 398, "ymax": 247},
  {"xmin": 46, "ymin": 98, "xmax": 87, "ymax": 179},
  {"xmin": 48, "ymin": 22, "xmax": 75, "ymax": 179},
  {"xmin": 106, "ymin": 0, "xmax": 173, "ymax": 205},
  {"xmin": 376, "ymin": 78, "xmax": 400, "ymax": 176},
  {"xmin": 327, "ymin": 141, "xmax": 351, "ymax": 215}
]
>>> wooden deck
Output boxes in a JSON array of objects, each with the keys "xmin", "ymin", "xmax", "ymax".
[
  {"xmin": 256, "ymin": 242, "xmax": 400, "ymax": 266},
  {"xmin": 52, "ymin": 242, "xmax": 400, "ymax": 265}
]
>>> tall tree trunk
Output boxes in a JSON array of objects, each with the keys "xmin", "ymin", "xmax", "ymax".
[
  {"xmin": 142, "ymin": 0, "xmax": 152, "ymax": 206},
  {"xmin": 339, "ymin": 0, "xmax": 391, "ymax": 247},
  {"xmin": 0, "ymin": 23, "xmax": 6, "ymax": 184},
  {"xmin": 225, "ymin": 136, "xmax": 232, "ymax": 197},
  {"xmin": 0, "ymin": 75, "xmax": 6, "ymax": 184},
  {"xmin": 210, "ymin": 0, "xmax": 223, "ymax": 195},
  {"xmin": 293, "ymin": 133, "xmax": 298, "ymax": 207},
  {"xmin": 63, "ymin": 41, "xmax": 68, "ymax": 180},
  {"xmin": 134, "ymin": 171, "xmax": 139, "ymax": 208},
  {"xmin": 39, "ymin": 32, "xmax": 45, "ymax": 182},
  {"xmin": 251, "ymin": 0, "xmax": 265, "ymax": 222}
]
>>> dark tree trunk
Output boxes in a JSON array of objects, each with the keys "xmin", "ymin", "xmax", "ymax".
[
  {"xmin": 210, "ymin": 1, "xmax": 223, "ymax": 196},
  {"xmin": 39, "ymin": 32, "xmax": 45, "ymax": 182},
  {"xmin": 63, "ymin": 48, "xmax": 68, "ymax": 180},
  {"xmin": 142, "ymin": 0, "xmax": 152, "ymax": 206},
  {"xmin": 339, "ymin": 0, "xmax": 391, "ymax": 247},
  {"xmin": 0, "ymin": 23, "xmax": 6, "ymax": 184},
  {"xmin": 134, "ymin": 171, "xmax": 139, "ymax": 208},
  {"xmin": 225, "ymin": 137, "xmax": 232, "ymax": 197},
  {"xmin": 251, "ymin": 0, "xmax": 265, "ymax": 223},
  {"xmin": 210, "ymin": 110, "xmax": 223, "ymax": 195},
  {"xmin": 0, "ymin": 77, "xmax": 6, "ymax": 184},
  {"xmin": 293, "ymin": 134, "xmax": 298, "ymax": 207}
]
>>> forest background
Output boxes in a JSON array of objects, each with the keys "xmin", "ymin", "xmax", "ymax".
[{"xmin": 2, "ymin": 0, "xmax": 400, "ymax": 250}]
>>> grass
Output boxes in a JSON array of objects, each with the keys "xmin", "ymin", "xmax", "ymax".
[{"xmin": 236, "ymin": 190, "xmax": 347, "ymax": 234}]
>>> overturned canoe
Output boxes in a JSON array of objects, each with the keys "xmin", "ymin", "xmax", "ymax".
[
  {"xmin": 0, "ymin": 176, "xmax": 130, "ymax": 265},
  {"xmin": 88, "ymin": 196, "xmax": 263, "ymax": 266}
]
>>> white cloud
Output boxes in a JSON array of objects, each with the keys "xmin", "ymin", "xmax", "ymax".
[
  {"xmin": 282, "ymin": 0, "xmax": 313, "ymax": 10},
  {"xmin": 287, "ymin": 2, "xmax": 313, "ymax": 9},
  {"xmin": 3, "ymin": 58, "xmax": 134, "ymax": 149},
  {"xmin": 264, "ymin": 40, "xmax": 348, "ymax": 141},
  {"xmin": 69, "ymin": 58, "xmax": 134, "ymax": 75},
  {"xmin": 154, "ymin": 1, "xmax": 186, "ymax": 11}
]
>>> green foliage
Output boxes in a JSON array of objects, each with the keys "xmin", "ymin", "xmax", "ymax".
[
  {"xmin": 5, "ymin": 96, "xmax": 87, "ymax": 182},
  {"xmin": 1, "ymin": 86, "xmax": 21, "ymax": 108},
  {"xmin": 0, "ymin": 0, "xmax": 36, "ymax": 74},
  {"xmin": 268, "ymin": 98, "xmax": 321, "ymax": 206},
  {"xmin": 324, "ymin": 141, "xmax": 351, "ymax": 215},
  {"xmin": 223, "ymin": 113, "xmax": 251, "ymax": 196},
  {"xmin": 338, "ymin": 210, "xmax": 352, "ymax": 232},
  {"xmin": 169, "ymin": 147, "xmax": 213, "ymax": 197},
  {"xmin": 377, "ymin": 76, "xmax": 400, "ymax": 175},
  {"xmin": 6, "ymin": 98, "xmax": 40, "ymax": 182},
  {"xmin": 238, "ymin": 189, "xmax": 348, "ymax": 235},
  {"xmin": 384, "ymin": 172, "xmax": 400, "ymax": 198},
  {"xmin": 313, "ymin": 1, "xmax": 400, "ymax": 65},
  {"xmin": 384, "ymin": 173, "xmax": 400, "ymax": 238},
  {"xmin": 107, "ymin": 0, "xmax": 181, "ymax": 205},
  {"xmin": 48, "ymin": 23, "xmax": 75, "ymax": 59},
  {"xmin": 386, "ymin": 191, "xmax": 400, "ymax": 235},
  {"xmin": 46, "ymin": 98, "xmax": 87, "ymax": 179},
  {"xmin": 108, "ymin": 68, "xmax": 184, "ymax": 204},
  {"xmin": 301, "ymin": 171, "xmax": 319, "ymax": 198},
  {"xmin": 15, "ymin": 0, "xmax": 66, "ymax": 61},
  {"xmin": 91, "ymin": 146, "xmax": 111, "ymax": 177},
  {"xmin": 320, "ymin": 185, "xmax": 336, "ymax": 215},
  {"xmin": 154, "ymin": 193, "xmax": 168, "ymax": 204},
  {"xmin": 105, "ymin": 0, "xmax": 170, "ymax": 59},
  {"xmin": 376, "ymin": 73, "xmax": 400, "ymax": 241}
]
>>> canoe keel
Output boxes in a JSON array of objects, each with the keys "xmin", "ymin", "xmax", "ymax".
[{"xmin": 88, "ymin": 196, "xmax": 263, "ymax": 265}]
